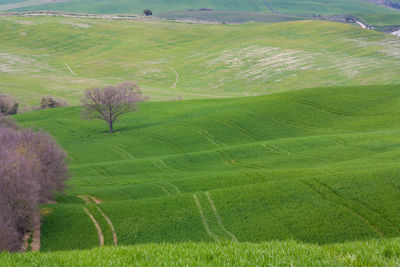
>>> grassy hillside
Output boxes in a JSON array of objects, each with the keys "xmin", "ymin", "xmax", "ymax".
[
  {"xmin": 4, "ymin": 0, "xmax": 400, "ymax": 25},
  {"xmin": 14, "ymin": 84, "xmax": 400, "ymax": 251},
  {"xmin": 158, "ymin": 11, "xmax": 305, "ymax": 24},
  {"xmin": 1, "ymin": 238, "xmax": 400, "ymax": 266},
  {"xmin": 1, "ymin": 16, "xmax": 400, "ymax": 107}
]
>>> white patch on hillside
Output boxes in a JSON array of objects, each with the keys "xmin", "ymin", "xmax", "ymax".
[
  {"xmin": 59, "ymin": 20, "xmax": 91, "ymax": 28},
  {"xmin": 0, "ymin": 52, "xmax": 51, "ymax": 73},
  {"xmin": 391, "ymin": 30, "xmax": 400, "ymax": 37},
  {"xmin": 205, "ymin": 46, "xmax": 314, "ymax": 86},
  {"xmin": 343, "ymin": 37, "xmax": 400, "ymax": 59},
  {"xmin": 203, "ymin": 45, "xmax": 400, "ymax": 88}
]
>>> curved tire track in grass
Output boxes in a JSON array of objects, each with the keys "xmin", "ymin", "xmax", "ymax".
[
  {"xmin": 193, "ymin": 194, "xmax": 220, "ymax": 242},
  {"xmin": 156, "ymin": 184, "xmax": 172, "ymax": 195},
  {"xmin": 66, "ymin": 140, "xmax": 134, "ymax": 160},
  {"xmin": 244, "ymin": 108, "xmax": 346, "ymax": 134},
  {"xmin": 287, "ymin": 98, "xmax": 398, "ymax": 117},
  {"xmin": 316, "ymin": 180, "xmax": 400, "ymax": 234},
  {"xmin": 205, "ymin": 192, "xmax": 239, "ymax": 242},
  {"xmin": 301, "ymin": 180, "xmax": 386, "ymax": 238},
  {"xmin": 212, "ymin": 117, "xmax": 334, "ymax": 163},
  {"xmin": 95, "ymin": 206, "xmax": 118, "ymax": 246},
  {"xmin": 83, "ymin": 207, "xmax": 104, "ymax": 247},
  {"xmin": 328, "ymin": 135, "xmax": 383, "ymax": 152},
  {"xmin": 166, "ymin": 182, "xmax": 182, "ymax": 194},
  {"xmin": 81, "ymin": 195, "xmax": 118, "ymax": 246}
]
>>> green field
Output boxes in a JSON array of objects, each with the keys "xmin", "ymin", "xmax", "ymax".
[
  {"xmin": 158, "ymin": 11, "xmax": 305, "ymax": 24},
  {"xmin": 3, "ymin": 0, "xmax": 400, "ymax": 25},
  {"xmin": 10, "ymin": 84, "xmax": 400, "ymax": 253},
  {"xmin": 1, "ymin": 16, "xmax": 400, "ymax": 108}
]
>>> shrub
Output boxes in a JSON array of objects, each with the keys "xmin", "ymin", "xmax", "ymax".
[
  {"xmin": 0, "ymin": 94, "xmax": 18, "ymax": 115},
  {"xmin": 143, "ymin": 9, "xmax": 152, "ymax": 16},
  {"xmin": 40, "ymin": 96, "xmax": 67, "ymax": 109}
]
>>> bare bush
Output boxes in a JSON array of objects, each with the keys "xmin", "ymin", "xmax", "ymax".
[
  {"xmin": 82, "ymin": 82, "xmax": 146, "ymax": 133},
  {"xmin": 0, "ymin": 114, "xmax": 19, "ymax": 129},
  {"xmin": 0, "ymin": 124, "xmax": 69, "ymax": 252},
  {"xmin": 0, "ymin": 94, "xmax": 18, "ymax": 115},
  {"xmin": 40, "ymin": 96, "xmax": 67, "ymax": 109}
]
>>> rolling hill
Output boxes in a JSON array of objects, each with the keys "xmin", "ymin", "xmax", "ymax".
[
  {"xmin": 13, "ymin": 84, "xmax": 400, "ymax": 252},
  {"xmin": 2, "ymin": 0, "xmax": 400, "ymax": 25},
  {"xmin": 1, "ymin": 16, "xmax": 400, "ymax": 108}
]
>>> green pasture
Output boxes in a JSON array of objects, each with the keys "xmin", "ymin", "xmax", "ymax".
[{"xmin": 13, "ymin": 84, "xmax": 400, "ymax": 251}]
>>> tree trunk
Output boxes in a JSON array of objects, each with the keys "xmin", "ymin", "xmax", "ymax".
[{"xmin": 109, "ymin": 121, "xmax": 114, "ymax": 133}]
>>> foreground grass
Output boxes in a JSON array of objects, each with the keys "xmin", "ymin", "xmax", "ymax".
[{"xmin": 1, "ymin": 239, "xmax": 399, "ymax": 266}]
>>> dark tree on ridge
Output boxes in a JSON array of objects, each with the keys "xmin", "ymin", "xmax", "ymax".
[
  {"xmin": 82, "ymin": 82, "xmax": 145, "ymax": 133},
  {"xmin": 143, "ymin": 9, "xmax": 152, "ymax": 16}
]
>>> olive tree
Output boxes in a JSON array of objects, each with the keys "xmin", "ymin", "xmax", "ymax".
[{"xmin": 82, "ymin": 82, "xmax": 145, "ymax": 133}]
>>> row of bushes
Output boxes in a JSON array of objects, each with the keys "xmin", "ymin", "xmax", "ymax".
[
  {"xmin": 0, "ymin": 116, "xmax": 69, "ymax": 252},
  {"xmin": 0, "ymin": 95, "xmax": 67, "ymax": 116}
]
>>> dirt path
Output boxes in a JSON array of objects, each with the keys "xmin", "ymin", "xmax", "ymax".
[
  {"xmin": 30, "ymin": 216, "xmax": 41, "ymax": 252},
  {"xmin": 205, "ymin": 192, "xmax": 238, "ymax": 242},
  {"xmin": 64, "ymin": 62, "xmax": 76, "ymax": 75},
  {"xmin": 88, "ymin": 195, "xmax": 103, "ymax": 204},
  {"xmin": 84, "ymin": 207, "xmax": 104, "ymax": 246},
  {"xmin": 356, "ymin": 21, "xmax": 367, "ymax": 29},
  {"xmin": 193, "ymin": 194, "xmax": 220, "ymax": 242},
  {"xmin": 171, "ymin": 67, "xmax": 179, "ymax": 88}
]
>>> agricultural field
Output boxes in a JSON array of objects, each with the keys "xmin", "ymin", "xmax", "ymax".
[
  {"xmin": 0, "ymin": 4, "xmax": 400, "ymax": 264},
  {"xmin": 3, "ymin": 0, "xmax": 400, "ymax": 25},
  {"xmin": 9, "ymin": 84, "xmax": 400, "ymax": 253},
  {"xmin": 1, "ymin": 16, "xmax": 400, "ymax": 108}
]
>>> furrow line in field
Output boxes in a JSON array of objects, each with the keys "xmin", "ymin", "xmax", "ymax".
[
  {"xmin": 166, "ymin": 182, "xmax": 182, "ymax": 194},
  {"xmin": 65, "ymin": 140, "xmax": 134, "ymax": 160},
  {"xmin": 301, "ymin": 180, "xmax": 386, "ymax": 238},
  {"xmin": 288, "ymin": 98, "xmax": 396, "ymax": 117},
  {"xmin": 212, "ymin": 118, "xmax": 259, "ymax": 142},
  {"xmin": 244, "ymin": 108, "xmax": 344, "ymax": 134},
  {"xmin": 205, "ymin": 192, "xmax": 239, "ymax": 242},
  {"xmin": 183, "ymin": 125, "xmax": 224, "ymax": 147},
  {"xmin": 328, "ymin": 135, "xmax": 383, "ymax": 152},
  {"xmin": 315, "ymin": 180, "xmax": 400, "ymax": 233},
  {"xmin": 156, "ymin": 184, "xmax": 172, "ymax": 195}
]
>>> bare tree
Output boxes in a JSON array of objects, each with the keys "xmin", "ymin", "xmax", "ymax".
[
  {"xmin": 0, "ymin": 123, "xmax": 69, "ymax": 252},
  {"xmin": 82, "ymin": 82, "xmax": 145, "ymax": 133}
]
